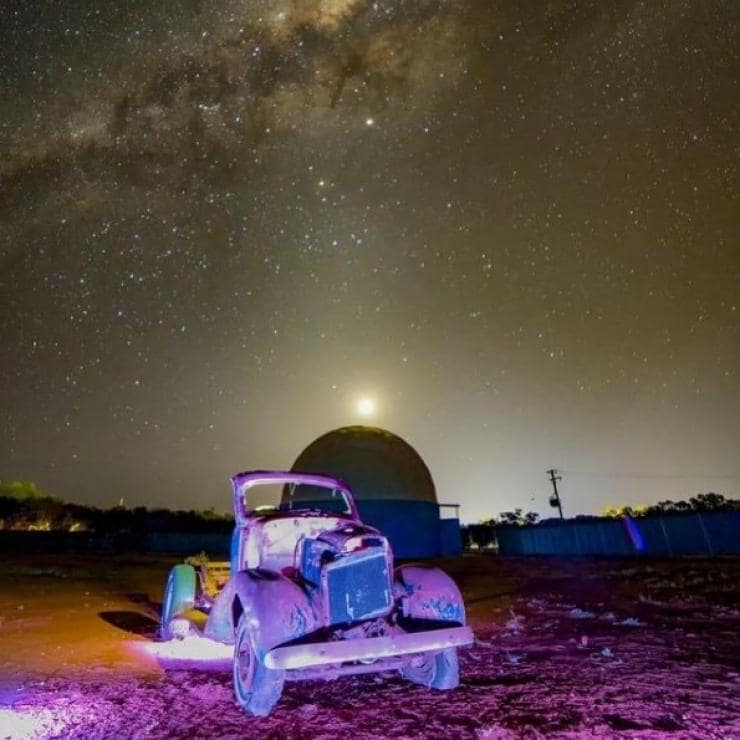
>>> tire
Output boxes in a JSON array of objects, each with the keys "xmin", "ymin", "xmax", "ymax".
[
  {"xmin": 160, "ymin": 564, "xmax": 196, "ymax": 640},
  {"xmin": 401, "ymin": 647, "xmax": 459, "ymax": 690},
  {"xmin": 233, "ymin": 614, "xmax": 285, "ymax": 717}
]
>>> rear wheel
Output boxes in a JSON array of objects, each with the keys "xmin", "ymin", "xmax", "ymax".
[
  {"xmin": 233, "ymin": 614, "xmax": 285, "ymax": 716},
  {"xmin": 401, "ymin": 647, "xmax": 459, "ymax": 690},
  {"xmin": 160, "ymin": 564, "xmax": 196, "ymax": 640}
]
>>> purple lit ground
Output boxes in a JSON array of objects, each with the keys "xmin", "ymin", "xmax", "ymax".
[{"xmin": 0, "ymin": 554, "xmax": 738, "ymax": 739}]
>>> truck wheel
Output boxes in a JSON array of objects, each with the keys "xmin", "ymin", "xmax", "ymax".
[
  {"xmin": 401, "ymin": 647, "xmax": 459, "ymax": 690},
  {"xmin": 233, "ymin": 614, "xmax": 285, "ymax": 717},
  {"xmin": 160, "ymin": 564, "xmax": 196, "ymax": 640}
]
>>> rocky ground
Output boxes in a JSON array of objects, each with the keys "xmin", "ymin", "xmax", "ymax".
[{"xmin": 0, "ymin": 553, "xmax": 738, "ymax": 739}]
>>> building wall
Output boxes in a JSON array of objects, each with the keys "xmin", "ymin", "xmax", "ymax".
[
  {"xmin": 439, "ymin": 518, "xmax": 463, "ymax": 556},
  {"xmin": 496, "ymin": 510, "xmax": 740, "ymax": 557},
  {"xmin": 356, "ymin": 499, "xmax": 442, "ymax": 559}
]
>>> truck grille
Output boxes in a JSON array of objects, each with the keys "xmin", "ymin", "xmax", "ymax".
[{"xmin": 325, "ymin": 548, "xmax": 391, "ymax": 625}]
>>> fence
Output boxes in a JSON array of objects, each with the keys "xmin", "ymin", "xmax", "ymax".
[
  {"xmin": 0, "ymin": 521, "xmax": 462, "ymax": 558},
  {"xmin": 0, "ymin": 530, "xmax": 230, "ymax": 555},
  {"xmin": 495, "ymin": 510, "xmax": 740, "ymax": 556}
]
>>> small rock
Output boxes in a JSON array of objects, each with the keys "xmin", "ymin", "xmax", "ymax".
[
  {"xmin": 615, "ymin": 617, "xmax": 644, "ymax": 627},
  {"xmin": 568, "ymin": 608, "xmax": 595, "ymax": 619}
]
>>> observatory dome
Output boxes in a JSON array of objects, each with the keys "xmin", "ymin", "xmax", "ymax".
[{"xmin": 291, "ymin": 426, "xmax": 437, "ymax": 504}]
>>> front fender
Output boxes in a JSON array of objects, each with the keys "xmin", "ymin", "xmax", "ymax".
[
  {"xmin": 205, "ymin": 569, "xmax": 319, "ymax": 651},
  {"xmin": 394, "ymin": 565, "xmax": 466, "ymax": 625}
]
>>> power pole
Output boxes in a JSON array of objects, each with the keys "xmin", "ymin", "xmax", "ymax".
[{"xmin": 546, "ymin": 468, "xmax": 564, "ymax": 519}]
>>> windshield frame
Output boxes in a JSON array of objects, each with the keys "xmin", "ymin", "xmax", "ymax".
[{"xmin": 231, "ymin": 470, "xmax": 358, "ymax": 525}]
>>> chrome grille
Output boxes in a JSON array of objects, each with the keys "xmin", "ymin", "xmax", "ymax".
[{"xmin": 325, "ymin": 548, "xmax": 391, "ymax": 624}]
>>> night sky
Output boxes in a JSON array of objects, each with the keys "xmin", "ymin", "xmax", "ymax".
[{"xmin": 1, "ymin": 1, "xmax": 738, "ymax": 522}]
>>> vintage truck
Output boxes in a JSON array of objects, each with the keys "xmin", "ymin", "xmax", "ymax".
[{"xmin": 160, "ymin": 470, "xmax": 473, "ymax": 716}]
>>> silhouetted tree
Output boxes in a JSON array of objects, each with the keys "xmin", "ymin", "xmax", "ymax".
[
  {"xmin": 463, "ymin": 521, "xmax": 497, "ymax": 549},
  {"xmin": 605, "ymin": 493, "xmax": 738, "ymax": 518},
  {"xmin": 496, "ymin": 508, "xmax": 540, "ymax": 526}
]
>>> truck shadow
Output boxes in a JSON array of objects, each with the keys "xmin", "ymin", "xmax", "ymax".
[
  {"xmin": 99, "ymin": 610, "xmax": 160, "ymax": 637},
  {"xmin": 99, "ymin": 593, "xmax": 162, "ymax": 636},
  {"xmin": 126, "ymin": 591, "xmax": 163, "ymax": 614}
]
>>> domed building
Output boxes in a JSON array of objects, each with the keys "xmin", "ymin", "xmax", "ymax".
[{"xmin": 291, "ymin": 426, "xmax": 461, "ymax": 558}]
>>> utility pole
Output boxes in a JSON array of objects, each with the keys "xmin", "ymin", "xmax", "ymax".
[{"xmin": 546, "ymin": 468, "xmax": 564, "ymax": 519}]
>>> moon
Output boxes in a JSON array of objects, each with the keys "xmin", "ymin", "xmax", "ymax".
[{"xmin": 356, "ymin": 397, "xmax": 376, "ymax": 417}]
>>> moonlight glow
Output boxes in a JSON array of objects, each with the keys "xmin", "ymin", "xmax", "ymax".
[{"xmin": 356, "ymin": 398, "xmax": 376, "ymax": 417}]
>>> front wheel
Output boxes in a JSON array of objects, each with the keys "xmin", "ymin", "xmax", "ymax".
[
  {"xmin": 400, "ymin": 647, "xmax": 459, "ymax": 690},
  {"xmin": 233, "ymin": 614, "xmax": 285, "ymax": 717}
]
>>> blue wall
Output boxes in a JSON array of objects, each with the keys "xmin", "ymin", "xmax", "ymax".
[
  {"xmin": 496, "ymin": 510, "xmax": 740, "ymax": 557},
  {"xmin": 357, "ymin": 499, "xmax": 444, "ymax": 559},
  {"xmin": 146, "ymin": 531, "xmax": 230, "ymax": 554},
  {"xmin": 439, "ymin": 518, "xmax": 463, "ymax": 556}
]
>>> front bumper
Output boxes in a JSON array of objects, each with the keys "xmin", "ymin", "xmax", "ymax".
[{"xmin": 264, "ymin": 625, "xmax": 473, "ymax": 670}]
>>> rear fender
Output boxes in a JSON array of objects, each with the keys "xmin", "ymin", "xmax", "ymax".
[
  {"xmin": 394, "ymin": 565, "xmax": 466, "ymax": 625},
  {"xmin": 205, "ymin": 569, "xmax": 319, "ymax": 652}
]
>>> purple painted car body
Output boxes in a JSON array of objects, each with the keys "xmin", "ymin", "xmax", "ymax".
[{"xmin": 160, "ymin": 470, "xmax": 473, "ymax": 716}]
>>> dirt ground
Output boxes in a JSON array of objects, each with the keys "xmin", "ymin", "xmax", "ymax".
[{"xmin": 0, "ymin": 553, "xmax": 738, "ymax": 739}]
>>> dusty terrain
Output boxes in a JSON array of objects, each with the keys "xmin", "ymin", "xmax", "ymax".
[{"xmin": 0, "ymin": 553, "xmax": 738, "ymax": 739}]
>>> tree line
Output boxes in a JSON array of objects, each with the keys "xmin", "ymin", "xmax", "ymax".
[
  {"xmin": 2, "ymin": 480, "xmax": 736, "ymax": 542},
  {"xmin": 0, "ymin": 481, "xmax": 233, "ymax": 533}
]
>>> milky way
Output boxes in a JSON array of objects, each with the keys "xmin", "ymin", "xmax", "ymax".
[{"xmin": 1, "ymin": 0, "xmax": 738, "ymax": 520}]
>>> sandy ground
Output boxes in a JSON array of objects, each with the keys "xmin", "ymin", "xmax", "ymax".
[{"xmin": 0, "ymin": 553, "xmax": 738, "ymax": 739}]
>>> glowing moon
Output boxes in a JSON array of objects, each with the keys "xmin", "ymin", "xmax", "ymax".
[{"xmin": 356, "ymin": 397, "xmax": 376, "ymax": 417}]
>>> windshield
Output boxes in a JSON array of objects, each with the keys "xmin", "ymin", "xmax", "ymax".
[{"xmin": 244, "ymin": 481, "xmax": 353, "ymax": 516}]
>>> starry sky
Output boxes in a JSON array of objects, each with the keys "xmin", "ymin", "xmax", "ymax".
[{"xmin": 1, "ymin": 0, "xmax": 738, "ymax": 522}]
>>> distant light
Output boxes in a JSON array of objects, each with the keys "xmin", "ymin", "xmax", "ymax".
[
  {"xmin": 365, "ymin": 117, "xmax": 375, "ymax": 127},
  {"xmin": 356, "ymin": 397, "xmax": 376, "ymax": 417}
]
